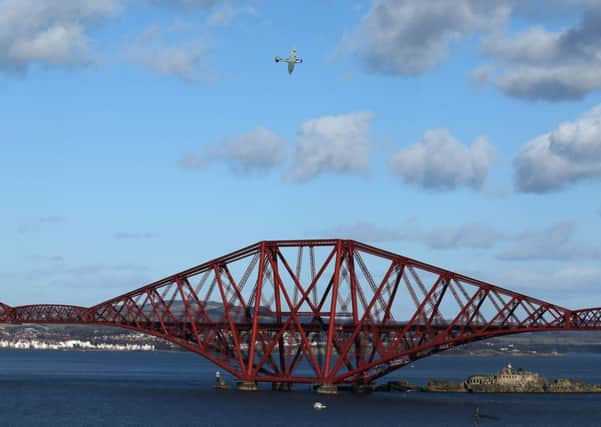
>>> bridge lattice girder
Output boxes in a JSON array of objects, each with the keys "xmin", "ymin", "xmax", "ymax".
[{"xmin": 2, "ymin": 240, "xmax": 600, "ymax": 385}]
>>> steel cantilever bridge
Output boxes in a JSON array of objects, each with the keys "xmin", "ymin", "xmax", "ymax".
[{"xmin": 1, "ymin": 239, "xmax": 600, "ymax": 389}]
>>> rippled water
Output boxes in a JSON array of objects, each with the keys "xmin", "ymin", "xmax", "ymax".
[{"xmin": 1, "ymin": 350, "xmax": 601, "ymax": 426}]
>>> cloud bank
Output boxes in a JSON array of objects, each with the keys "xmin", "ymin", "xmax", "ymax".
[
  {"xmin": 477, "ymin": 5, "xmax": 601, "ymax": 100},
  {"xmin": 514, "ymin": 105, "xmax": 601, "ymax": 192},
  {"xmin": 180, "ymin": 125, "xmax": 288, "ymax": 175},
  {"xmin": 342, "ymin": 0, "xmax": 508, "ymax": 75},
  {"xmin": 390, "ymin": 129, "xmax": 496, "ymax": 191},
  {"xmin": 0, "ymin": 0, "xmax": 118, "ymax": 74},
  {"xmin": 291, "ymin": 112, "xmax": 374, "ymax": 181}
]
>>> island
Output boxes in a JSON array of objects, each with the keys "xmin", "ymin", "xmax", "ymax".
[{"xmin": 378, "ymin": 364, "xmax": 601, "ymax": 393}]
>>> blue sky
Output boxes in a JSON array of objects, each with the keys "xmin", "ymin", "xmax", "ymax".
[{"xmin": 1, "ymin": 0, "xmax": 600, "ymax": 308}]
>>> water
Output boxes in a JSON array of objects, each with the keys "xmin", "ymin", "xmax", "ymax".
[{"xmin": 1, "ymin": 350, "xmax": 601, "ymax": 426}]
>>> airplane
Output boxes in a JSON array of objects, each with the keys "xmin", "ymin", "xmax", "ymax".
[{"xmin": 274, "ymin": 48, "xmax": 303, "ymax": 74}]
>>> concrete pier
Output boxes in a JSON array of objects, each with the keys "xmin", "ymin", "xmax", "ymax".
[
  {"xmin": 214, "ymin": 381, "xmax": 229, "ymax": 390},
  {"xmin": 236, "ymin": 381, "xmax": 258, "ymax": 391},
  {"xmin": 214, "ymin": 371, "xmax": 229, "ymax": 390},
  {"xmin": 315, "ymin": 383, "xmax": 338, "ymax": 395},
  {"xmin": 271, "ymin": 382, "xmax": 293, "ymax": 391}
]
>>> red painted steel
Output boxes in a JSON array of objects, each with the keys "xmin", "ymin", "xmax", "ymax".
[
  {"xmin": 11, "ymin": 305, "xmax": 89, "ymax": 323},
  {"xmin": 0, "ymin": 303, "xmax": 11, "ymax": 322},
  {"xmin": 1, "ymin": 239, "xmax": 601, "ymax": 385}
]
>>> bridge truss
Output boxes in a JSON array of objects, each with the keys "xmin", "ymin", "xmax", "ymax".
[{"xmin": 1, "ymin": 240, "xmax": 600, "ymax": 386}]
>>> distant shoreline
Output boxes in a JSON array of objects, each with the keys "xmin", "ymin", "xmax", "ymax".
[
  {"xmin": 445, "ymin": 349, "xmax": 563, "ymax": 357},
  {"xmin": 0, "ymin": 345, "xmax": 596, "ymax": 357},
  {"xmin": 3, "ymin": 324, "xmax": 601, "ymax": 356}
]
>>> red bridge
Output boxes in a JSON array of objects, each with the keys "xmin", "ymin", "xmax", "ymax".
[{"xmin": 1, "ymin": 239, "xmax": 600, "ymax": 391}]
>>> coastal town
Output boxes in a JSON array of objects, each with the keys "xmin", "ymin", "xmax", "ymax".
[
  {"xmin": 2, "ymin": 324, "xmax": 601, "ymax": 355},
  {"xmin": 0, "ymin": 324, "xmax": 175, "ymax": 352},
  {"xmin": 0, "ymin": 339, "xmax": 154, "ymax": 352}
]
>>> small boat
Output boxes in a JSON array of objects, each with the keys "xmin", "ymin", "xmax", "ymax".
[{"xmin": 313, "ymin": 402, "xmax": 327, "ymax": 410}]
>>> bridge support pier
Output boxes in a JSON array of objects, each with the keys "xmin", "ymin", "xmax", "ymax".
[
  {"xmin": 214, "ymin": 371, "xmax": 229, "ymax": 390},
  {"xmin": 351, "ymin": 384, "xmax": 372, "ymax": 394},
  {"xmin": 236, "ymin": 381, "xmax": 258, "ymax": 391},
  {"xmin": 271, "ymin": 382, "xmax": 293, "ymax": 391},
  {"xmin": 214, "ymin": 380, "xmax": 229, "ymax": 390},
  {"xmin": 315, "ymin": 383, "xmax": 338, "ymax": 395}
]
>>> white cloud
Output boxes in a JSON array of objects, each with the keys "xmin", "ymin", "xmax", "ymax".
[
  {"xmin": 181, "ymin": 112, "xmax": 373, "ymax": 180},
  {"xmin": 390, "ymin": 129, "xmax": 496, "ymax": 191},
  {"xmin": 131, "ymin": 42, "xmax": 212, "ymax": 82},
  {"xmin": 126, "ymin": 25, "xmax": 215, "ymax": 83},
  {"xmin": 126, "ymin": 1, "xmax": 257, "ymax": 81},
  {"xmin": 314, "ymin": 219, "xmax": 601, "ymax": 266},
  {"xmin": 419, "ymin": 220, "xmax": 598, "ymax": 255},
  {"xmin": 421, "ymin": 225, "xmax": 504, "ymax": 250},
  {"xmin": 477, "ymin": 6, "xmax": 601, "ymax": 100},
  {"xmin": 497, "ymin": 221, "xmax": 601, "ymax": 261},
  {"xmin": 290, "ymin": 112, "xmax": 374, "ymax": 181},
  {"xmin": 146, "ymin": 0, "xmax": 215, "ymax": 10},
  {"xmin": 0, "ymin": 0, "xmax": 119, "ymax": 74},
  {"xmin": 180, "ymin": 125, "xmax": 288, "ymax": 174},
  {"xmin": 314, "ymin": 221, "xmax": 506, "ymax": 250},
  {"xmin": 315, "ymin": 218, "xmax": 601, "ymax": 259},
  {"xmin": 514, "ymin": 105, "xmax": 601, "ymax": 192},
  {"xmin": 341, "ymin": 0, "xmax": 508, "ymax": 75},
  {"xmin": 147, "ymin": 0, "xmax": 254, "ymax": 26},
  {"xmin": 490, "ymin": 266, "xmax": 601, "ymax": 293},
  {"xmin": 206, "ymin": 1, "xmax": 256, "ymax": 28}
]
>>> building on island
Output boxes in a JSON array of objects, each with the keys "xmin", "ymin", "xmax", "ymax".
[
  {"xmin": 423, "ymin": 363, "xmax": 601, "ymax": 393},
  {"xmin": 465, "ymin": 364, "xmax": 544, "ymax": 392}
]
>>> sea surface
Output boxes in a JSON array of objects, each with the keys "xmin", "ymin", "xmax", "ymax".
[{"xmin": 0, "ymin": 350, "xmax": 600, "ymax": 426}]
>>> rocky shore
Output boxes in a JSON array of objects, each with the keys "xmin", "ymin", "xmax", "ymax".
[
  {"xmin": 376, "ymin": 364, "xmax": 601, "ymax": 393},
  {"xmin": 377, "ymin": 378, "xmax": 601, "ymax": 393}
]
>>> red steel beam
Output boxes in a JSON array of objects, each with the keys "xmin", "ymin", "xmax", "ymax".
[{"xmin": 1, "ymin": 239, "xmax": 600, "ymax": 386}]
